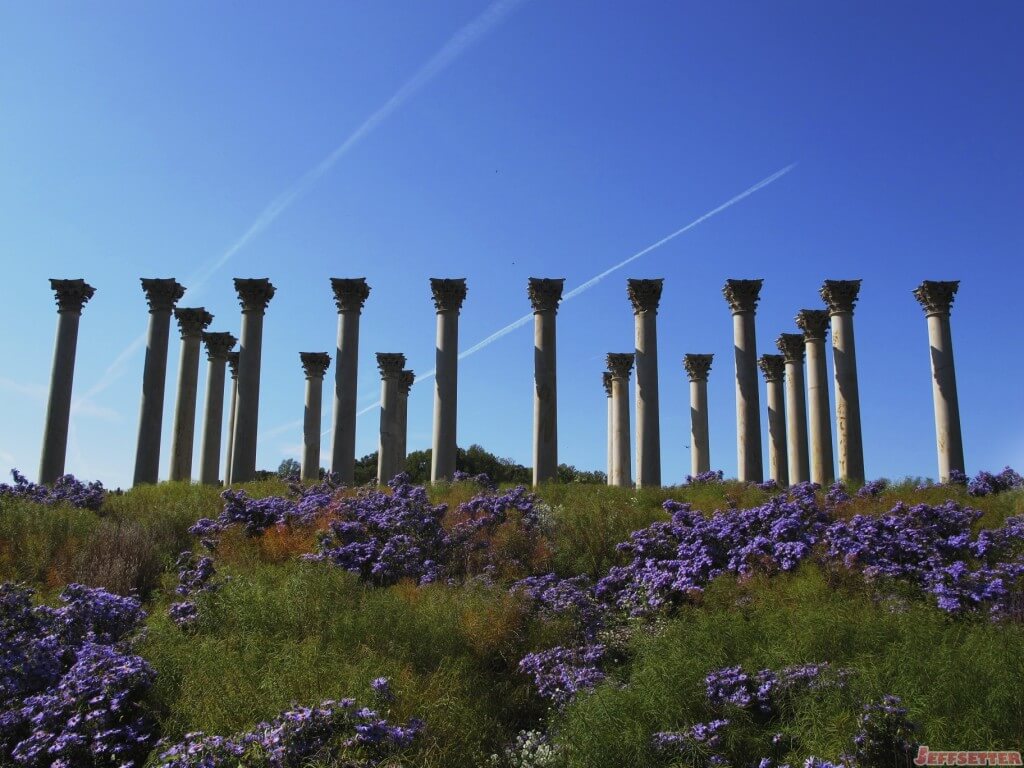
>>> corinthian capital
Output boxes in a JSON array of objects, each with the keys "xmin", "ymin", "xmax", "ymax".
[
  {"xmin": 399, "ymin": 369, "xmax": 415, "ymax": 395},
  {"xmin": 233, "ymin": 278, "xmax": 276, "ymax": 314},
  {"xmin": 226, "ymin": 351, "xmax": 240, "ymax": 380},
  {"xmin": 820, "ymin": 279, "xmax": 862, "ymax": 315},
  {"xmin": 49, "ymin": 279, "xmax": 96, "ymax": 314},
  {"xmin": 602, "ymin": 371, "xmax": 612, "ymax": 397},
  {"xmin": 775, "ymin": 333, "xmax": 806, "ymax": 363},
  {"xmin": 758, "ymin": 354, "xmax": 786, "ymax": 382},
  {"xmin": 913, "ymin": 280, "xmax": 959, "ymax": 316},
  {"xmin": 683, "ymin": 353, "xmax": 714, "ymax": 382},
  {"xmin": 376, "ymin": 352, "xmax": 406, "ymax": 379},
  {"xmin": 722, "ymin": 279, "xmax": 763, "ymax": 314},
  {"xmin": 330, "ymin": 278, "xmax": 370, "ymax": 313},
  {"xmin": 174, "ymin": 308, "xmax": 214, "ymax": 339},
  {"xmin": 795, "ymin": 309, "xmax": 830, "ymax": 341},
  {"xmin": 300, "ymin": 352, "xmax": 332, "ymax": 380},
  {"xmin": 528, "ymin": 278, "xmax": 565, "ymax": 313},
  {"xmin": 606, "ymin": 353, "xmax": 634, "ymax": 380},
  {"xmin": 430, "ymin": 278, "xmax": 467, "ymax": 313},
  {"xmin": 627, "ymin": 278, "xmax": 664, "ymax": 314},
  {"xmin": 140, "ymin": 278, "xmax": 185, "ymax": 313},
  {"xmin": 202, "ymin": 331, "xmax": 236, "ymax": 361}
]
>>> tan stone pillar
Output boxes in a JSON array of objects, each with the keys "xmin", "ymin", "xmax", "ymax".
[
  {"xmin": 198, "ymin": 332, "xmax": 236, "ymax": 485},
  {"xmin": 723, "ymin": 279, "xmax": 764, "ymax": 482},
  {"xmin": 913, "ymin": 280, "xmax": 965, "ymax": 482},
  {"xmin": 529, "ymin": 278, "xmax": 564, "ymax": 485},
  {"xmin": 796, "ymin": 309, "xmax": 834, "ymax": 485},
  {"xmin": 606, "ymin": 353, "xmax": 634, "ymax": 487},
  {"xmin": 758, "ymin": 354, "xmax": 789, "ymax": 486},
  {"xmin": 39, "ymin": 279, "xmax": 96, "ymax": 484},
  {"xmin": 430, "ymin": 279, "xmax": 467, "ymax": 482},
  {"xmin": 628, "ymin": 278, "xmax": 663, "ymax": 488},
  {"xmin": 776, "ymin": 333, "xmax": 810, "ymax": 484},
  {"xmin": 223, "ymin": 351, "xmax": 239, "ymax": 487},
  {"xmin": 603, "ymin": 371, "xmax": 613, "ymax": 485},
  {"xmin": 821, "ymin": 280, "xmax": 865, "ymax": 483},
  {"xmin": 169, "ymin": 308, "xmax": 214, "ymax": 482},
  {"xmin": 684, "ymin": 354, "xmax": 714, "ymax": 477},
  {"xmin": 377, "ymin": 353, "xmax": 406, "ymax": 484},
  {"xmin": 397, "ymin": 370, "xmax": 415, "ymax": 474},
  {"xmin": 230, "ymin": 278, "xmax": 276, "ymax": 483},
  {"xmin": 329, "ymin": 278, "xmax": 370, "ymax": 483},
  {"xmin": 133, "ymin": 278, "xmax": 185, "ymax": 486},
  {"xmin": 300, "ymin": 353, "xmax": 331, "ymax": 483}
]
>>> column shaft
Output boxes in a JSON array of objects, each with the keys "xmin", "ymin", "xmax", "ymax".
[
  {"xmin": 690, "ymin": 379, "xmax": 710, "ymax": 476},
  {"xmin": 430, "ymin": 279, "xmax": 466, "ymax": 482},
  {"xmin": 806, "ymin": 337, "xmax": 835, "ymax": 485},
  {"xmin": 198, "ymin": 334, "xmax": 235, "ymax": 485},
  {"xmin": 223, "ymin": 367, "xmax": 238, "ymax": 487},
  {"xmin": 634, "ymin": 311, "xmax": 661, "ymax": 487},
  {"xmin": 231, "ymin": 279, "xmax": 275, "ymax": 483},
  {"xmin": 733, "ymin": 311, "xmax": 763, "ymax": 482},
  {"xmin": 39, "ymin": 312, "xmax": 82, "ymax": 484},
  {"xmin": 133, "ymin": 309, "xmax": 174, "ymax": 485},
  {"xmin": 303, "ymin": 376, "xmax": 324, "ymax": 482},
  {"xmin": 612, "ymin": 376, "xmax": 632, "ymax": 487},
  {"xmin": 830, "ymin": 312, "xmax": 864, "ymax": 482},
  {"xmin": 766, "ymin": 380, "xmax": 789, "ymax": 486},
  {"xmin": 784, "ymin": 360, "xmax": 810, "ymax": 484},
  {"xmin": 169, "ymin": 335, "xmax": 203, "ymax": 481},
  {"xmin": 533, "ymin": 309, "xmax": 558, "ymax": 484},
  {"xmin": 927, "ymin": 313, "xmax": 964, "ymax": 480},
  {"xmin": 331, "ymin": 312, "xmax": 360, "ymax": 482},
  {"xmin": 377, "ymin": 354, "xmax": 405, "ymax": 484}
]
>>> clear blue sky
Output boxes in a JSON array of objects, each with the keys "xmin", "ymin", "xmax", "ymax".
[{"xmin": 1, "ymin": 1, "xmax": 1021, "ymax": 489}]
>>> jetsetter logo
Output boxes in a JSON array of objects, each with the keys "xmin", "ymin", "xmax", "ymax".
[{"xmin": 914, "ymin": 746, "xmax": 1023, "ymax": 765}]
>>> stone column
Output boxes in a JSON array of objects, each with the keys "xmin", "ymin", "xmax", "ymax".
[
  {"xmin": 430, "ymin": 279, "xmax": 467, "ymax": 482},
  {"xmin": 722, "ymin": 279, "xmax": 764, "ymax": 482},
  {"xmin": 169, "ymin": 308, "xmax": 214, "ymax": 482},
  {"xmin": 796, "ymin": 309, "xmax": 834, "ymax": 485},
  {"xmin": 230, "ymin": 278, "xmax": 276, "ymax": 483},
  {"xmin": 683, "ymin": 354, "xmax": 714, "ymax": 477},
  {"xmin": 376, "ymin": 353, "xmax": 406, "ymax": 484},
  {"xmin": 758, "ymin": 354, "xmax": 789, "ymax": 486},
  {"xmin": 628, "ymin": 278, "xmax": 664, "ymax": 488},
  {"xmin": 913, "ymin": 280, "xmax": 965, "ymax": 482},
  {"xmin": 198, "ymin": 332, "xmax": 236, "ymax": 485},
  {"xmin": 223, "ymin": 351, "xmax": 239, "ymax": 487},
  {"xmin": 300, "ymin": 353, "xmax": 331, "ymax": 483},
  {"xmin": 529, "ymin": 278, "xmax": 564, "ymax": 485},
  {"xmin": 329, "ymin": 278, "xmax": 370, "ymax": 483},
  {"xmin": 606, "ymin": 353, "xmax": 634, "ymax": 488},
  {"xmin": 776, "ymin": 333, "xmax": 810, "ymax": 484},
  {"xmin": 39, "ymin": 279, "xmax": 96, "ymax": 484},
  {"xmin": 821, "ymin": 280, "xmax": 865, "ymax": 483},
  {"xmin": 603, "ymin": 371, "xmax": 613, "ymax": 485},
  {"xmin": 133, "ymin": 278, "xmax": 185, "ymax": 486},
  {"xmin": 397, "ymin": 370, "xmax": 415, "ymax": 473}
]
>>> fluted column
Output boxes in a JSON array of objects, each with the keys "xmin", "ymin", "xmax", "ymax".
[
  {"xmin": 723, "ymin": 279, "xmax": 764, "ymax": 482},
  {"xmin": 606, "ymin": 353, "xmax": 634, "ymax": 488},
  {"xmin": 230, "ymin": 278, "xmax": 276, "ymax": 483},
  {"xmin": 796, "ymin": 309, "xmax": 834, "ymax": 485},
  {"xmin": 377, "ymin": 353, "xmax": 406, "ymax": 484},
  {"xmin": 914, "ymin": 281, "xmax": 965, "ymax": 482},
  {"xmin": 759, "ymin": 354, "xmax": 789, "ymax": 486},
  {"xmin": 628, "ymin": 278, "xmax": 663, "ymax": 488},
  {"xmin": 133, "ymin": 278, "xmax": 185, "ymax": 486},
  {"xmin": 329, "ymin": 278, "xmax": 370, "ymax": 483},
  {"xmin": 529, "ymin": 278, "xmax": 564, "ymax": 485},
  {"xmin": 430, "ymin": 279, "xmax": 467, "ymax": 482},
  {"xmin": 603, "ymin": 372, "xmax": 613, "ymax": 485},
  {"xmin": 169, "ymin": 308, "xmax": 214, "ymax": 482},
  {"xmin": 223, "ymin": 352, "xmax": 239, "ymax": 487},
  {"xmin": 300, "ymin": 353, "xmax": 331, "ymax": 483},
  {"xmin": 198, "ymin": 332, "xmax": 236, "ymax": 485},
  {"xmin": 397, "ymin": 370, "xmax": 415, "ymax": 473},
  {"xmin": 684, "ymin": 354, "xmax": 714, "ymax": 477},
  {"xmin": 39, "ymin": 279, "xmax": 96, "ymax": 484},
  {"xmin": 776, "ymin": 333, "xmax": 810, "ymax": 484},
  {"xmin": 821, "ymin": 280, "xmax": 865, "ymax": 483}
]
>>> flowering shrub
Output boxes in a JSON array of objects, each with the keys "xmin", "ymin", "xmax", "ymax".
[
  {"xmin": 0, "ymin": 469, "xmax": 106, "ymax": 511},
  {"xmin": 517, "ymin": 644, "xmax": 607, "ymax": 708},
  {"xmin": 686, "ymin": 470, "xmax": 725, "ymax": 485},
  {"xmin": 511, "ymin": 574, "xmax": 603, "ymax": 641},
  {"xmin": 856, "ymin": 479, "xmax": 888, "ymax": 499},
  {"xmin": 967, "ymin": 467, "xmax": 1024, "ymax": 497},
  {"xmin": 487, "ymin": 729, "xmax": 561, "ymax": 768},
  {"xmin": 167, "ymin": 551, "xmax": 218, "ymax": 629},
  {"xmin": 847, "ymin": 695, "xmax": 918, "ymax": 767},
  {"xmin": 705, "ymin": 663, "xmax": 840, "ymax": 718},
  {"xmin": 652, "ymin": 718, "xmax": 730, "ymax": 754}
]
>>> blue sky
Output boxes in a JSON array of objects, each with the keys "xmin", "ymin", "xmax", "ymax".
[{"xmin": 1, "ymin": 1, "xmax": 1021, "ymax": 489}]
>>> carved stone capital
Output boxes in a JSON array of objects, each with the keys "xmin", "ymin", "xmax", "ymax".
[
  {"xmin": 606, "ymin": 352, "xmax": 634, "ymax": 380},
  {"xmin": 602, "ymin": 371, "xmax": 613, "ymax": 397},
  {"xmin": 722, "ymin": 279, "xmax": 763, "ymax": 314},
  {"xmin": 330, "ymin": 278, "xmax": 370, "ymax": 313},
  {"xmin": 913, "ymin": 280, "xmax": 959, "ymax": 316},
  {"xmin": 376, "ymin": 352, "xmax": 406, "ymax": 379},
  {"xmin": 399, "ymin": 369, "xmax": 415, "ymax": 395},
  {"xmin": 226, "ymin": 351, "xmax": 240, "ymax": 380},
  {"xmin": 430, "ymin": 278, "xmax": 467, "ymax": 313},
  {"xmin": 140, "ymin": 278, "xmax": 185, "ymax": 313},
  {"xmin": 627, "ymin": 278, "xmax": 664, "ymax": 314},
  {"xmin": 795, "ymin": 309, "xmax": 830, "ymax": 341},
  {"xmin": 300, "ymin": 352, "xmax": 331, "ymax": 379},
  {"xmin": 758, "ymin": 354, "xmax": 786, "ymax": 382},
  {"xmin": 775, "ymin": 333, "xmax": 806, "ymax": 363},
  {"xmin": 49, "ymin": 279, "xmax": 96, "ymax": 314},
  {"xmin": 683, "ymin": 353, "xmax": 714, "ymax": 382},
  {"xmin": 528, "ymin": 278, "xmax": 565, "ymax": 313},
  {"xmin": 820, "ymin": 279, "xmax": 862, "ymax": 315},
  {"xmin": 202, "ymin": 331, "xmax": 236, "ymax": 361},
  {"xmin": 174, "ymin": 307, "xmax": 214, "ymax": 339},
  {"xmin": 233, "ymin": 278, "xmax": 276, "ymax": 314}
]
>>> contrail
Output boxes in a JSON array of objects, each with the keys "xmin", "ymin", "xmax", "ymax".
[{"xmin": 353, "ymin": 162, "xmax": 796, "ymax": 419}]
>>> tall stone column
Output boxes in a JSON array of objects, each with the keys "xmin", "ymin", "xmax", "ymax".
[
  {"xmin": 758, "ymin": 354, "xmax": 789, "ymax": 486},
  {"xmin": 606, "ymin": 353, "xmax": 634, "ymax": 488},
  {"xmin": 300, "ymin": 353, "xmax": 331, "ymax": 483},
  {"xmin": 397, "ymin": 370, "xmax": 415, "ymax": 474},
  {"xmin": 684, "ymin": 354, "xmax": 714, "ymax": 477},
  {"xmin": 529, "ymin": 278, "xmax": 564, "ymax": 485},
  {"xmin": 796, "ymin": 309, "xmax": 834, "ymax": 485},
  {"xmin": 913, "ymin": 280, "xmax": 965, "ymax": 482},
  {"xmin": 223, "ymin": 352, "xmax": 239, "ymax": 487},
  {"xmin": 169, "ymin": 308, "xmax": 214, "ymax": 482},
  {"xmin": 329, "ymin": 278, "xmax": 370, "ymax": 483},
  {"xmin": 628, "ymin": 278, "xmax": 664, "ymax": 488},
  {"xmin": 39, "ymin": 279, "xmax": 96, "ymax": 484},
  {"xmin": 430, "ymin": 278, "xmax": 467, "ymax": 482},
  {"xmin": 603, "ymin": 371, "xmax": 613, "ymax": 485},
  {"xmin": 376, "ymin": 353, "xmax": 406, "ymax": 484},
  {"xmin": 133, "ymin": 278, "xmax": 185, "ymax": 486},
  {"xmin": 776, "ymin": 333, "xmax": 810, "ymax": 484},
  {"xmin": 821, "ymin": 280, "xmax": 865, "ymax": 483},
  {"xmin": 722, "ymin": 279, "xmax": 764, "ymax": 482},
  {"xmin": 198, "ymin": 332, "xmax": 236, "ymax": 485},
  {"xmin": 230, "ymin": 278, "xmax": 276, "ymax": 483}
]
